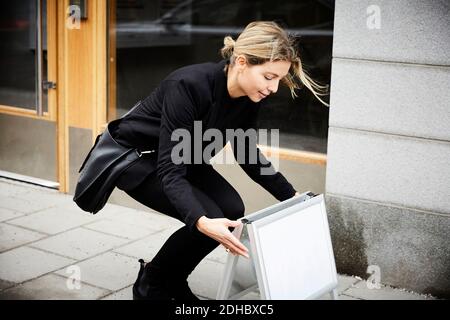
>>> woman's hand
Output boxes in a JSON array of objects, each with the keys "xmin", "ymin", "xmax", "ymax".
[
  {"xmin": 196, "ymin": 216, "xmax": 249, "ymax": 258},
  {"xmin": 293, "ymin": 191, "xmax": 300, "ymax": 197}
]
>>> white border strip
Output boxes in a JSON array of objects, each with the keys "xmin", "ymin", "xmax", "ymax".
[{"xmin": 0, "ymin": 170, "xmax": 59, "ymax": 189}]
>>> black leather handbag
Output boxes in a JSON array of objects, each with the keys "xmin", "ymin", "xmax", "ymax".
[{"xmin": 73, "ymin": 101, "xmax": 155, "ymax": 214}]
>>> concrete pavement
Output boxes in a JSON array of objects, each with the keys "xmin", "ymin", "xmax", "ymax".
[{"xmin": 0, "ymin": 177, "xmax": 436, "ymax": 300}]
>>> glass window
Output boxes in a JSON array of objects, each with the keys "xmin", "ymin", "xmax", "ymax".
[
  {"xmin": 0, "ymin": 0, "xmax": 48, "ymax": 112},
  {"xmin": 108, "ymin": 0, "xmax": 333, "ymax": 153}
]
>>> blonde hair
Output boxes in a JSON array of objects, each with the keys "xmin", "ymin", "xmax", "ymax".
[{"xmin": 221, "ymin": 21, "xmax": 329, "ymax": 106}]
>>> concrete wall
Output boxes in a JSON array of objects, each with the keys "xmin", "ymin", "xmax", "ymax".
[{"xmin": 326, "ymin": 0, "xmax": 450, "ymax": 297}]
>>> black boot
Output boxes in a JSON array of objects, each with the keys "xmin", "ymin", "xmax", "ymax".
[
  {"xmin": 132, "ymin": 259, "xmax": 172, "ymax": 300},
  {"xmin": 166, "ymin": 277, "xmax": 200, "ymax": 301}
]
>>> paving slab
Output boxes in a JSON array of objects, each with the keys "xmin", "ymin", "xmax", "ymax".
[
  {"xmin": 343, "ymin": 279, "xmax": 435, "ymax": 300},
  {"xmin": 0, "ymin": 194, "xmax": 53, "ymax": 214},
  {"xmin": 239, "ymin": 290, "xmax": 261, "ymax": 300},
  {"xmin": 0, "ymin": 246, "xmax": 75, "ymax": 283},
  {"xmin": 82, "ymin": 218, "xmax": 162, "ymax": 240},
  {"xmin": 0, "ymin": 179, "xmax": 439, "ymax": 300},
  {"xmin": 100, "ymin": 285, "xmax": 133, "ymax": 300},
  {"xmin": 318, "ymin": 293, "xmax": 362, "ymax": 300},
  {"xmin": 0, "ymin": 273, "xmax": 109, "ymax": 300},
  {"xmin": 11, "ymin": 188, "xmax": 75, "ymax": 208},
  {"xmin": 188, "ymin": 259, "xmax": 225, "ymax": 300},
  {"xmin": 204, "ymin": 246, "xmax": 228, "ymax": 264},
  {"xmin": 111, "ymin": 209, "xmax": 184, "ymax": 232},
  {"xmin": 29, "ymin": 228, "xmax": 130, "ymax": 260},
  {"xmin": 0, "ymin": 207, "xmax": 27, "ymax": 222},
  {"xmin": 6, "ymin": 206, "xmax": 98, "ymax": 235},
  {"xmin": 0, "ymin": 279, "xmax": 17, "ymax": 291},
  {"xmin": 0, "ymin": 223, "xmax": 47, "ymax": 252},
  {"xmin": 113, "ymin": 225, "xmax": 182, "ymax": 260},
  {"xmin": 0, "ymin": 179, "xmax": 34, "ymax": 197},
  {"xmin": 335, "ymin": 275, "xmax": 361, "ymax": 294},
  {"xmin": 96, "ymin": 203, "xmax": 142, "ymax": 219},
  {"xmin": 54, "ymin": 251, "xmax": 140, "ymax": 291}
]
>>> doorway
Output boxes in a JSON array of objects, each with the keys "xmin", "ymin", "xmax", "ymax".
[{"xmin": 0, "ymin": 0, "xmax": 59, "ymax": 189}]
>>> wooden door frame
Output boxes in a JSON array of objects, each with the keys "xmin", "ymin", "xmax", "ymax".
[{"xmin": 56, "ymin": 0, "xmax": 108, "ymax": 193}]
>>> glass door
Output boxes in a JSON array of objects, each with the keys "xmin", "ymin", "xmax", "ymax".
[{"xmin": 0, "ymin": 0, "xmax": 58, "ymax": 188}]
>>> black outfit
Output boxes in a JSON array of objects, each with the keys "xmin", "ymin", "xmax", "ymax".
[{"xmin": 112, "ymin": 59, "xmax": 296, "ymax": 299}]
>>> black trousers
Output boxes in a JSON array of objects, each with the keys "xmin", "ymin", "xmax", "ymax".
[{"xmin": 116, "ymin": 164, "xmax": 245, "ymax": 281}]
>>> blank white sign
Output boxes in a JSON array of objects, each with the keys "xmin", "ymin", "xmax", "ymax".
[{"xmin": 249, "ymin": 195, "xmax": 337, "ymax": 299}]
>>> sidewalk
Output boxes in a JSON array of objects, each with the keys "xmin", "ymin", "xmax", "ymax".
[{"xmin": 0, "ymin": 177, "xmax": 435, "ymax": 300}]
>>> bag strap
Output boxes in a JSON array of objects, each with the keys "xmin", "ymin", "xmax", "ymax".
[
  {"xmin": 115, "ymin": 100, "xmax": 156, "ymax": 155},
  {"xmin": 121, "ymin": 100, "xmax": 142, "ymax": 119},
  {"xmin": 78, "ymin": 132, "xmax": 103, "ymax": 173}
]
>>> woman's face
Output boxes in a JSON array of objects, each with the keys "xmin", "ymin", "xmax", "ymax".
[{"xmin": 236, "ymin": 57, "xmax": 291, "ymax": 102}]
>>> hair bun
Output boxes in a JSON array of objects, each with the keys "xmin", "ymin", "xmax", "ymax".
[
  {"xmin": 224, "ymin": 36, "xmax": 235, "ymax": 49},
  {"xmin": 221, "ymin": 36, "xmax": 235, "ymax": 58}
]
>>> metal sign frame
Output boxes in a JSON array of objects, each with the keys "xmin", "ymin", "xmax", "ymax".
[{"xmin": 216, "ymin": 191, "xmax": 338, "ymax": 300}]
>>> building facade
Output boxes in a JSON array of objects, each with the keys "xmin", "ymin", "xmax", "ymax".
[
  {"xmin": 327, "ymin": 0, "xmax": 450, "ymax": 298},
  {"xmin": 0, "ymin": 0, "xmax": 331, "ymax": 210},
  {"xmin": 1, "ymin": 0, "xmax": 448, "ymax": 298}
]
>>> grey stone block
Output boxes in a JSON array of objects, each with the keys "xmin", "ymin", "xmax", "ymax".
[
  {"xmin": 6, "ymin": 206, "xmax": 98, "ymax": 235},
  {"xmin": 0, "ymin": 274, "xmax": 109, "ymax": 300},
  {"xmin": 205, "ymin": 246, "xmax": 228, "ymax": 264},
  {"xmin": 336, "ymin": 275, "xmax": 361, "ymax": 294},
  {"xmin": 188, "ymin": 259, "xmax": 225, "ymax": 300},
  {"xmin": 0, "ymin": 178, "xmax": 31, "ymax": 197},
  {"xmin": 239, "ymin": 291, "xmax": 261, "ymax": 300},
  {"xmin": 333, "ymin": 0, "xmax": 450, "ymax": 65},
  {"xmin": 0, "ymin": 223, "xmax": 47, "ymax": 252},
  {"xmin": 12, "ymin": 188, "xmax": 75, "ymax": 208},
  {"xmin": 0, "ymin": 194, "xmax": 54, "ymax": 214},
  {"xmin": 0, "ymin": 207, "xmax": 26, "ymax": 222},
  {"xmin": 83, "ymin": 202, "xmax": 136, "ymax": 221},
  {"xmin": 111, "ymin": 208, "xmax": 184, "ymax": 232},
  {"xmin": 100, "ymin": 285, "xmax": 133, "ymax": 300},
  {"xmin": 318, "ymin": 293, "xmax": 362, "ymax": 300},
  {"xmin": 0, "ymin": 279, "xmax": 16, "ymax": 291},
  {"xmin": 82, "ymin": 218, "xmax": 160, "ymax": 240},
  {"xmin": 329, "ymin": 59, "xmax": 450, "ymax": 141},
  {"xmin": 30, "ymin": 228, "xmax": 130, "ymax": 260},
  {"xmin": 343, "ymin": 278, "xmax": 435, "ymax": 300},
  {"xmin": 326, "ymin": 127, "xmax": 450, "ymax": 214},
  {"xmin": 232, "ymin": 275, "xmax": 360, "ymax": 300},
  {"xmin": 0, "ymin": 246, "xmax": 75, "ymax": 283},
  {"xmin": 54, "ymin": 252, "xmax": 140, "ymax": 291},
  {"xmin": 113, "ymin": 225, "xmax": 182, "ymax": 260},
  {"xmin": 325, "ymin": 195, "xmax": 450, "ymax": 298}
]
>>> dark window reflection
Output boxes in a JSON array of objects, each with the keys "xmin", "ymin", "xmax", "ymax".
[
  {"xmin": 0, "ymin": 0, "xmax": 48, "ymax": 112},
  {"xmin": 110, "ymin": 0, "xmax": 334, "ymax": 153}
]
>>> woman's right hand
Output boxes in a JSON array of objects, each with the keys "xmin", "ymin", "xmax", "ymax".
[{"xmin": 196, "ymin": 216, "xmax": 249, "ymax": 258}]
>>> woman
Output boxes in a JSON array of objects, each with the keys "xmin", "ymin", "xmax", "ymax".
[{"xmin": 111, "ymin": 21, "xmax": 328, "ymax": 301}]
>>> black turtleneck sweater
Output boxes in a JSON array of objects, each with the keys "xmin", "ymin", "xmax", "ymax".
[{"xmin": 113, "ymin": 59, "xmax": 296, "ymax": 232}]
